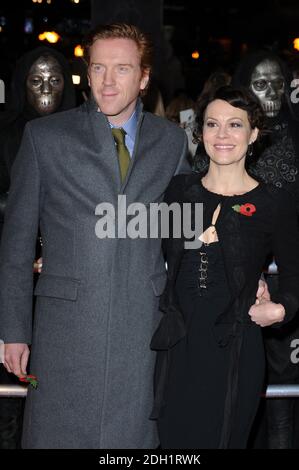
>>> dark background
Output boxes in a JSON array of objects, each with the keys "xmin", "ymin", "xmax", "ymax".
[{"xmin": 1, "ymin": 0, "xmax": 299, "ymax": 101}]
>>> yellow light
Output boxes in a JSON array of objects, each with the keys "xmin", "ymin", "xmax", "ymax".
[
  {"xmin": 32, "ymin": 0, "xmax": 38, "ymax": 3},
  {"xmin": 47, "ymin": 0, "xmax": 52, "ymax": 3},
  {"xmin": 0, "ymin": 26, "xmax": 2, "ymax": 33},
  {"xmin": 37, "ymin": 0, "xmax": 43, "ymax": 3},
  {"xmin": 38, "ymin": 31, "xmax": 60, "ymax": 43},
  {"xmin": 72, "ymin": 75, "xmax": 81, "ymax": 85},
  {"xmin": 294, "ymin": 38, "xmax": 299, "ymax": 51},
  {"xmin": 192, "ymin": 51, "xmax": 200, "ymax": 60},
  {"xmin": 74, "ymin": 45, "xmax": 84, "ymax": 57}
]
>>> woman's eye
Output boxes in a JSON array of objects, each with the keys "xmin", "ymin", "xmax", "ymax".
[
  {"xmin": 230, "ymin": 122, "xmax": 242, "ymax": 128},
  {"xmin": 206, "ymin": 121, "xmax": 216, "ymax": 127}
]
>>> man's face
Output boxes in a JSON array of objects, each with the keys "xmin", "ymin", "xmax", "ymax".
[
  {"xmin": 250, "ymin": 59, "xmax": 284, "ymax": 118},
  {"xmin": 88, "ymin": 38, "xmax": 149, "ymax": 126},
  {"xmin": 26, "ymin": 55, "xmax": 64, "ymax": 115}
]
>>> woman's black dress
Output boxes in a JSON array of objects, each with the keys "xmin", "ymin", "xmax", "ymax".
[{"xmin": 158, "ymin": 202, "xmax": 265, "ymax": 449}]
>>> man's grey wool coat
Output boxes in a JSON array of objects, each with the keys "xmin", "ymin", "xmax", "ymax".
[{"xmin": 0, "ymin": 98, "xmax": 189, "ymax": 449}]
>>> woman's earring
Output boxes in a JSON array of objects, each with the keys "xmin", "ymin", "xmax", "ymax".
[{"xmin": 247, "ymin": 143, "xmax": 253, "ymax": 157}]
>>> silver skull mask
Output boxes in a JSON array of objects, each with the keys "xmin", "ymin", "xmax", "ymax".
[
  {"xmin": 26, "ymin": 55, "xmax": 64, "ymax": 115},
  {"xmin": 250, "ymin": 59, "xmax": 285, "ymax": 118}
]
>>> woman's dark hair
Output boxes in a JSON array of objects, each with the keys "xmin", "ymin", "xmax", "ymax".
[{"xmin": 193, "ymin": 85, "xmax": 266, "ymax": 144}]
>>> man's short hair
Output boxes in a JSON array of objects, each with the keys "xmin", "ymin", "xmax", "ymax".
[{"xmin": 83, "ymin": 23, "xmax": 153, "ymax": 75}]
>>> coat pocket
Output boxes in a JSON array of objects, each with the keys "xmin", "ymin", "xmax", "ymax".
[
  {"xmin": 149, "ymin": 271, "xmax": 167, "ymax": 297},
  {"xmin": 34, "ymin": 274, "xmax": 81, "ymax": 301}
]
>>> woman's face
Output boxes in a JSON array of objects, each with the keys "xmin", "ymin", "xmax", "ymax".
[{"xmin": 202, "ymin": 99, "xmax": 258, "ymax": 167}]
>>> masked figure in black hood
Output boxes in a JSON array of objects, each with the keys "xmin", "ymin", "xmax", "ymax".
[
  {"xmin": 0, "ymin": 46, "xmax": 76, "ymax": 194},
  {"xmin": 233, "ymin": 50, "xmax": 299, "ymax": 449},
  {"xmin": 0, "ymin": 46, "xmax": 76, "ymax": 449}
]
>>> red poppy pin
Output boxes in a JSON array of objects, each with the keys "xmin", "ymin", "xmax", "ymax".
[
  {"xmin": 232, "ymin": 203, "xmax": 256, "ymax": 217},
  {"xmin": 19, "ymin": 375, "xmax": 38, "ymax": 389}
]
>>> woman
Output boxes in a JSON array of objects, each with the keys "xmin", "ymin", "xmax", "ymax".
[{"xmin": 150, "ymin": 86, "xmax": 299, "ymax": 449}]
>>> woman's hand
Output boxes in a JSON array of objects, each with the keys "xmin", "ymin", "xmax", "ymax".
[
  {"xmin": 255, "ymin": 279, "xmax": 271, "ymax": 303},
  {"xmin": 248, "ymin": 298, "xmax": 285, "ymax": 327}
]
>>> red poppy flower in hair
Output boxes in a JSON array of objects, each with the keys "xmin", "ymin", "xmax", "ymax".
[{"xmin": 232, "ymin": 203, "xmax": 256, "ymax": 217}]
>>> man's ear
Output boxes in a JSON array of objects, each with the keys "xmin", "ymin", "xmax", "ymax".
[{"xmin": 140, "ymin": 68, "xmax": 150, "ymax": 91}]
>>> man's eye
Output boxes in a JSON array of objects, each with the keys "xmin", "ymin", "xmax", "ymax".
[
  {"xmin": 92, "ymin": 65, "xmax": 103, "ymax": 73},
  {"xmin": 253, "ymin": 80, "xmax": 267, "ymax": 91},
  {"xmin": 118, "ymin": 66, "xmax": 129, "ymax": 73}
]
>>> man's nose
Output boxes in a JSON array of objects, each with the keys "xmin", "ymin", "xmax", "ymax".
[{"xmin": 103, "ymin": 69, "xmax": 115, "ymax": 85}]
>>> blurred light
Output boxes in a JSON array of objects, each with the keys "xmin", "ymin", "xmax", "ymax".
[
  {"xmin": 218, "ymin": 38, "xmax": 232, "ymax": 52},
  {"xmin": 32, "ymin": 0, "xmax": 38, "ymax": 3},
  {"xmin": 0, "ymin": 26, "xmax": 2, "ymax": 33},
  {"xmin": 38, "ymin": 31, "xmax": 60, "ymax": 43},
  {"xmin": 241, "ymin": 43, "xmax": 248, "ymax": 54},
  {"xmin": 294, "ymin": 38, "xmax": 299, "ymax": 51},
  {"xmin": 72, "ymin": 0, "xmax": 80, "ymax": 3},
  {"xmin": 47, "ymin": 0, "xmax": 52, "ymax": 3},
  {"xmin": 191, "ymin": 51, "xmax": 200, "ymax": 60},
  {"xmin": 72, "ymin": 75, "xmax": 81, "ymax": 85},
  {"xmin": 24, "ymin": 18, "xmax": 34, "ymax": 34},
  {"xmin": 37, "ymin": 0, "xmax": 43, "ymax": 3},
  {"xmin": 74, "ymin": 45, "xmax": 84, "ymax": 57}
]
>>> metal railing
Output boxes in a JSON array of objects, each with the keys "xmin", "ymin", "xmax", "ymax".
[
  {"xmin": 1, "ymin": 384, "xmax": 299, "ymax": 398},
  {"xmin": 0, "ymin": 385, "xmax": 28, "ymax": 397}
]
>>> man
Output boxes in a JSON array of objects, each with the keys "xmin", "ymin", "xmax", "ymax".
[{"xmin": 0, "ymin": 24, "xmax": 189, "ymax": 449}]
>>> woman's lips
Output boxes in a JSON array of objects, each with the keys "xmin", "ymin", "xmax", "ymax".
[{"xmin": 214, "ymin": 144, "xmax": 235, "ymax": 150}]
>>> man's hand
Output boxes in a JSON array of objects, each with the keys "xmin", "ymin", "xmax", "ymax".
[
  {"xmin": 4, "ymin": 343, "xmax": 30, "ymax": 377},
  {"xmin": 255, "ymin": 279, "xmax": 271, "ymax": 304},
  {"xmin": 248, "ymin": 299, "xmax": 285, "ymax": 327}
]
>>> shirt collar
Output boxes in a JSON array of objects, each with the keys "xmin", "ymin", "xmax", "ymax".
[
  {"xmin": 99, "ymin": 99, "xmax": 142, "ymax": 140},
  {"xmin": 120, "ymin": 106, "xmax": 138, "ymax": 140}
]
